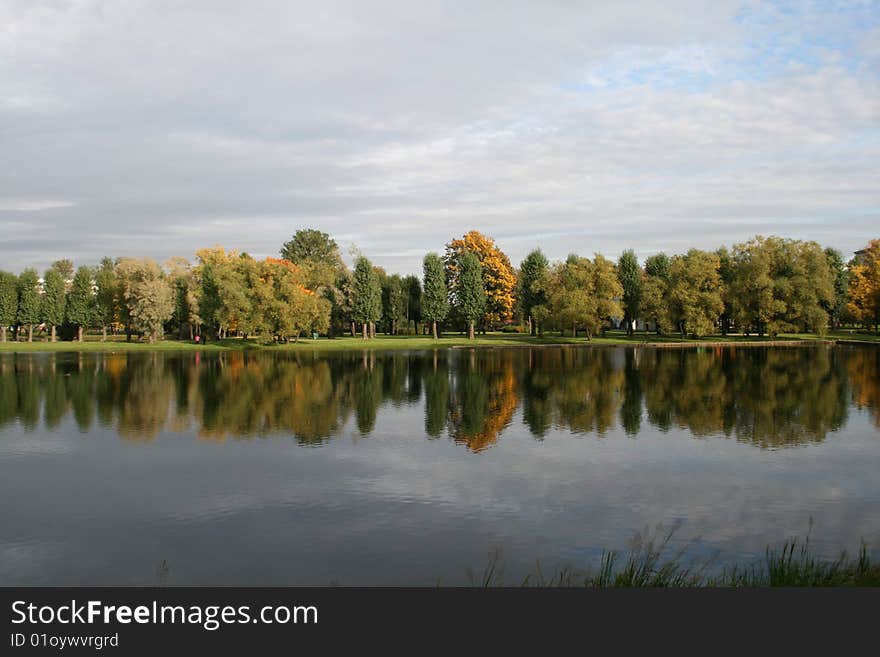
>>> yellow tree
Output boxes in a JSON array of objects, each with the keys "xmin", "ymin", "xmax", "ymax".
[
  {"xmin": 847, "ymin": 239, "xmax": 880, "ymax": 332},
  {"xmin": 444, "ymin": 230, "xmax": 517, "ymax": 327}
]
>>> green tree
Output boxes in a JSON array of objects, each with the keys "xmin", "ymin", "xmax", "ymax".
[
  {"xmin": 456, "ymin": 252, "xmax": 486, "ymax": 339},
  {"xmin": 640, "ymin": 271, "xmax": 671, "ymax": 334},
  {"xmin": 194, "ymin": 247, "xmax": 252, "ymax": 339},
  {"xmin": 331, "ymin": 268, "xmax": 355, "ymax": 337},
  {"xmin": 382, "ymin": 274, "xmax": 407, "ymax": 335},
  {"xmin": 404, "ymin": 274, "xmax": 422, "ymax": 334},
  {"xmin": 66, "ymin": 266, "xmax": 95, "ymax": 341},
  {"xmin": 129, "ymin": 275, "xmax": 173, "ymax": 344},
  {"xmin": 261, "ymin": 259, "xmax": 330, "ymax": 342},
  {"xmin": 17, "ymin": 269, "xmax": 41, "ymax": 342},
  {"xmin": 94, "ymin": 258, "xmax": 118, "ymax": 341},
  {"xmin": 589, "ymin": 254, "xmax": 625, "ymax": 338},
  {"xmin": 537, "ymin": 254, "xmax": 623, "ymax": 339},
  {"xmin": 518, "ymin": 249, "xmax": 549, "ymax": 335},
  {"xmin": 644, "ymin": 253, "xmax": 671, "ymax": 280},
  {"xmin": 50, "ymin": 259, "xmax": 74, "ymax": 283},
  {"xmin": 422, "ymin": 252, "xmax": 449, "ymax": 340},
  {"xmin": 164, "ymin": 257, "xmax": 198, "ymax": 339},
  {"xmin": 716, "ymin": 246, "xmax": 735, "ymax": 335},
  {"xmin": 730, "ymin": 236, "xmax": 834, "ymax": 336},
  {"xmin": 352, "ymin": 256, "xmax": 382, "ymax": 339},
  {"xmin": 0, "ymin": 271, "xmax": 18, "ymax": 342},
  {"xmin": 641, "ymin": 252, "xmax": 673, "ymax": 334},
  {"xmin": 281, "ymin": 229, "xmax": 340, "ymax": 266},
  {"xmin": 280, "ymin": 228, "xmax": 344, "ymax": 296},
  {"xmin": 279, "ymin": 229, "xmax": 348, "ymax": 338},
  {"xmin": 668, "ymin": 249, "xmax": 723, "ymax": 338},
  {"xmin": 617, "ymin": 249, "xmax": 642, "ymax": 335},
  {"xmin": 115, "ymin": 258, "xmax": 174, "ymax": 343},
  {"xmin": 41, "ymin": 268, "xmax": 66, "ymax": 341},
  {"xmin": 824, "ymin": 247, "xmax": 849, "ymax": 330}
]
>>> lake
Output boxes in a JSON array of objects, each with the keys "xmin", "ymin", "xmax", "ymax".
[{"xmin": 1, "ymin": 345, "xmax": 878, "ymax": 585}]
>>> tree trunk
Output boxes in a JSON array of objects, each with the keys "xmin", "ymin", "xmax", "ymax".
[
  {"xmin": 0, "ymin": 326, "xmax": 5, "ymax": 342},
  {"xmin": 77, "ymin": 325, "xmax": 83, "ymax": 342},
  {"xmin": 572, "ymin": 323, "xmax": 576, "ymax": 338},
  {"xmin": 27, "ymin": 325, "xmax": 33, "ymax": 342},
  {"xmin": 350, "ymin": 322, "xmax": 356, "ymax": 337},
  {"xmin": 102, "ymin": 325, "xmax": 107, "ymax": 342},
  {"xmin": 432, "ymin": 320, "xmax": 438, "ymax": 340},
  {"xmin": 50, "ymin": 325, "xmax": 56, "ymax": 342},
  {"xmin": 362, "ymin": 322, "xmax": 367, "ymax": 340},
  {"xmin": 468, "ymin": 321, "xmax": 475, "ymax": 340}
]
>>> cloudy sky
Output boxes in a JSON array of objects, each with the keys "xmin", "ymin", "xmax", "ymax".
[{"xmin": 1, "ymin": 0, "xmax": 878, "ymax": 275}]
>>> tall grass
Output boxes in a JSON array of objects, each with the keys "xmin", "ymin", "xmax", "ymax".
[{"xmin": 472, "ymin": 524, "xmax": 879, "ymax": 587}]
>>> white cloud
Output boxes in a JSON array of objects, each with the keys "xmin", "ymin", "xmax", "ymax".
[
  {"xmin": 0, "ymin": 1, "xmax": 877, "ymax": 273},
  {"xmin": 0, "ymin": 200, "xmax": 75, "ymax": 211}
]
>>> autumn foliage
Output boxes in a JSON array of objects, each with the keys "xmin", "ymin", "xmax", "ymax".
[
  {"xmin": 444, "ymin": 230, "xmax": 517, "ymax": 326},
  {"xmin": 847, "ymin": 239, "xmax": 880, "ymax": 331}
]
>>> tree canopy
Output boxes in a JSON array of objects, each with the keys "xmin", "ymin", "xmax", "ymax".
[
  {"xmin": 518, "ymin": 249, "xmax": 549, "ymax": 336},
  {"xmin": 17, "ymin": 269, "xmax": 41, "ymax": 342},
  {"xmin": 455, "ymin": 251, "xmax": 486, "ymax": 339},
  {"xmin": 66, "ymin": 266, "xmax": 96, "ymax": 341},
  {"xmin": 730, "ymin": 236, "xmax": 834, "ymax": 336},
  {"xmin": 41, "ymin": 268, "xmax": 67, "ymax": 341},
  {"xmin": 536, "ymin": 254, "xmax": 623, "ymax": 339},
  {"xmin": 444, "ymin": 230, "xmax": 516, "ymax": 327},
  {"xmin": 352, "ymin": 256, "xmax": 382, "ymax": 338},
  {"xmin": 0, "ymin": 271, "xmax": 18, "ymax": 342},
  {"xmin": 422, "ymin": 252, "xmax": 449, "ymax": 339},
  {"xmin": 617, "ymin": 249, "xmax": 642, "ymax": 335},
  {"xmin": 847, "ymin": 239, "xmax": 880, "ymax": 331}
]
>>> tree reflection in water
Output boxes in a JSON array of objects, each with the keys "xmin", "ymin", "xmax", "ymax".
[{"xmin": 0, "ymin": 345, "xmax": 876, "ymax": 449}]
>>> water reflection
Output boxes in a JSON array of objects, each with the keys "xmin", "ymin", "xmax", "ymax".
[
  {"xmin": 848, "ymin": 347, "xmax": 880, "ymax": 430},
  {"xmin": 0, "ymin": 345, "xmax": 877, "ymax": 449}
]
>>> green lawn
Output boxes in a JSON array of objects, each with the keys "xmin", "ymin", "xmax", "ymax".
[{"xmin": 1, "ymin": 329, "xmax": 877, "ymax": 353}]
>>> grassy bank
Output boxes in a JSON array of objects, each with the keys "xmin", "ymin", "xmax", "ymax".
[
  {"xmin": 0, "ymin": 330, "xmax": 877, "ymax": 353},
  {"xmin": 472, "ymin": 534, "xmax": 880, "ymax": 587}
]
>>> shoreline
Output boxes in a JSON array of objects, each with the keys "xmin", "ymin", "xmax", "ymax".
[
  {"xmin": 450, "ymin": 339, "xmax": 839, "ymax": 349},
  {"xmin": 0, "ymin": 333, "xmax": 876, "ymax": 354}
]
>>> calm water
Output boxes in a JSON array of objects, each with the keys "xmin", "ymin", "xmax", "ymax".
[{"xmin": 1, "ymin": 345, "xmax": 879, "ymax": 585}]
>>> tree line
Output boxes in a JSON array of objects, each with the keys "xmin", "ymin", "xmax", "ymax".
[{"xmin": 0, "ymin": 230, "xmax": 878, "ymax": 342}]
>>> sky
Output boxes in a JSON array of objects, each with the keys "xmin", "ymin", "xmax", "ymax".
[{"xmin": 1, "ymin": 0, "xmax": 878, "ymax": 275}]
